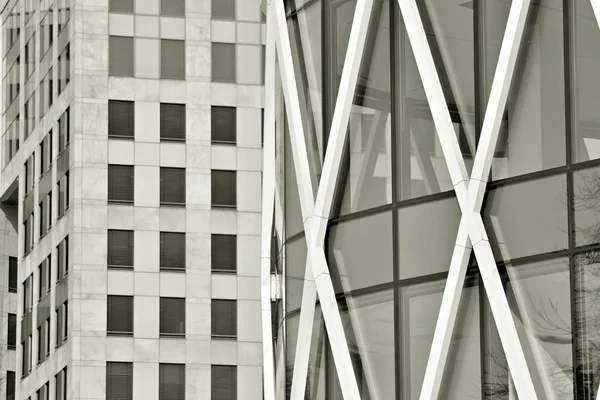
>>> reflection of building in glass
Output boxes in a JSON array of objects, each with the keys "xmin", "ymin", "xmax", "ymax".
[{"xmin": 263, "ymin": 0, "xmax": 600, "ymax": 399}]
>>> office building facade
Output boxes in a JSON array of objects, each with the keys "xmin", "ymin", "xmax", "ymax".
[
  {"xmin": 262, "ymin": 0, "xmax": 600, "ymax": 399},
  {"xmin": 1, "ymin": 0, "xmax": 265, "ymax": 399}
]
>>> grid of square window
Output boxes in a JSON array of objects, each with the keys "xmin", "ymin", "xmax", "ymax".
[
  {"xmin": 7, "ymin": 0, "xmax": 266, "ymax": 399},
  {"xmin": 109, "ymin": 36, "xmax": 185, "ymax": 79},
  {"xmin": 17, "ymin": 234, "xmax": 69, "ymax": 375}
]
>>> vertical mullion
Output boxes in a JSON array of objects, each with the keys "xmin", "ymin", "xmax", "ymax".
[
  {"xmin": 474, "ymin": 2, "xmax": 487, "ymax": 396},
  {"xmin": 564, "ymin": 1, "xmax": 579, "ymax": 397},
  {"xmin": 389, "ymin": 2, "xmax": 402, "ymax": 399}
]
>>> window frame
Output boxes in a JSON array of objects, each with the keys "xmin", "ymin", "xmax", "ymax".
[
  {"xmin": 109, "ymin": 36, "xmax": 134, "ymax": 77},
  {"xmin": 160, "ymin": 167, "xmax": 186, "ymax": 206},
  {"xmin": 160, "ymin": 39, "xmax": 185, "ymax": 80},
  {"xmin": 211, "ymin": 42, "xmax": 236, "ymax": 83},
  {"xmin": 211, "ymin": 365, "xmax": 237, "ymax": 400},
  {"xmin": 211, "ymin": 170, "xmax": 237, "ymax": 209},
  {"xmin": 159, "ymin": 297, "xmax": 186, "ymax": 338},
  {"xmin": 107, "ymin": 229, "xmax": 134, "ymax": 269},
  {"xmin": 211, "ymin": 234, "xmax": 237, "ymax": 274},
  {"xmin": 211, "ymin": 0, "xmax": 236, "ymax": 20},
  {"xmin": 107, "ymin": 295, "xmax": 134, "ymax": 336},
  {"xmin": 8, "ymin": 256, "xmax": 17, "ymax": 292},
  {"xmin": 108, "ymin": 100, "xmax": 135, "ymax": 140},
  {"xmin": 211, "ymin": 106, "xmax": 237, "ymax": 145},
  {"xmin": 160, "ymin": 103, "xmax": 186, "ymax": 142},
  {"xmin": 159, "ymin": 363, "xmax": 186, "ymax": 400},
  {"xmin": 109, "ymin": 0, "xmax": 134, "ymax": 13},
  {"xmin": 108, "ymin": 164, "xmax": 135, "ymax": 204},
  {"xmin": 107, "ymin": 362, "xmax": 133, "ymax": 400},
  {"xmin": 160, "ymin": 0, "xmax": 185, "ymax": 17},
  {"xmin": 211, "ymin": 299, "xmax": 237, "ymax": 339},
  {"xmin": 7, "ymin": 313, "xmax": 16, "ymax": 350},
  {"xmin": 160, "ymin": 232, "xmax": 186, "ymax": 271}
]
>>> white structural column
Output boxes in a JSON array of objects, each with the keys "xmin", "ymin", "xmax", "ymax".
[
  {"xmin": 271, "ymin": 0, "xmax": 369, "ymax": 398},
  {"xmin": 260, "ymin": 2, "xmax": 277, "ymax": 399},
  {"xmin": 396, "ymin": 0, "xmax": 538, "ymax": 399}
]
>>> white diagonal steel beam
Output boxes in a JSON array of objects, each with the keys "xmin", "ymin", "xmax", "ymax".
[
  {"xmin": 396, "ymin": 0, "xmax": 537, "ymax": 399},
  {"xmin": 292, "ymin": 0, "xmax": 376, "ymax": 398},
  {"xmin": 289, "ymin": 260, "xmax": 317, "ymax": 399},
  {"xmin": 260, "ymin": 3, "xmax": 277, "ymax": 399},
  {"xmin": 591, "ymin": 0, "xmax": 600, "ymax": 34},
  {"xmin": 272, "ymin": 0, "xmax": 372, "ymax": 398}
]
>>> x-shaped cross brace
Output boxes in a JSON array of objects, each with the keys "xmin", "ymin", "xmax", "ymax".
[
  {"xmin": 396, "ymin": 0, "xmax": 538, "ymax": 398},
  {"xmin": 258, "ymin": 0, "xmax": 600, "ymax": 398}
]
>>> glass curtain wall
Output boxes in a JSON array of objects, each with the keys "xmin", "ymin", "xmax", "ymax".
[{"xmin": 279, "ymin": 0, "xmax": 600, "ymax": 398}]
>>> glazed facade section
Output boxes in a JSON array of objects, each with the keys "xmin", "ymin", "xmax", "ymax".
[{"xmin": 274, "ymin": 0, "xmax": 600, "ymax": 398}]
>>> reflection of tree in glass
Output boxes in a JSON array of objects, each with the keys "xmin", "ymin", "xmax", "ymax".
[
  {"xmin": 483, "ymin": 276, "xmax": 575, "ymax": 399},
  {"xmin": 574, "ymin": 168, "xmax": 600, "ymax": 245},
  {"xmin": 483, "ymin": 167, "xmax": 600, "ymax": 398},
  {"xmin": 573, "ymin": 251, "xmax": 600, "ymax": 399}
]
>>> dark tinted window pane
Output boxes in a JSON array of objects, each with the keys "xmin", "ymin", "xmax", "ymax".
[
  {"xmin": 398, "ymin": 196, "xmax": 461, "ymax": 279},
  {"xmin": 107, "ymin": 362, "xmax": 133, "ymax": 400},
  {"xmin": 6, "ymin": 371, "xmax": 15, "ymax": 400},
  {"xmin": 487, "ymin": 1, "xmax": 565, "ymax": 179},
  {"xmin": 401, "ymin": 277, "xmax": 480, "ymax": 399},
  {"xmin": 211, "ymin": 170, "xmax": 236, "ymax": 207},
  {"xmin": 212, "ymin": 43, "xmax": 236, "ymax": 82},
  {"xmin": 574, "ymin": 253, "xmax": 600, "ymax": 398},
  {"xmin": 25, "ymin": 93, "xmax": 36, "ymax": 138},
  {"xmin": 107, "ymin": 230, "xmax": 134, "ymax": 267},
  {"xmin": 211, "ymin": 106, "xmax": 236, "ymax": 143},
  {"xmin": 160, "ymin": 297, "xmax": 185, "ymax": 335},
  {"xmin": 393, "ymin": 7, "xmax": 461, "ymax": 201},
  {"xmin": 484, "ymin": 175, "xmax": 568, "ymax": 261},
  {"xmin": 159, "ymin": 364, "xmax": 185, "ymax": 400},
  {"xmin": 161, "ymin": 40, "xmax": 185, "ymax": 79},
  {"xmin": 211, "ymin": 365, "xmax": 237, "ymax": 400},
  {"xmin": 160, "ymin": 168, "xmax": 186, "ymax": 205},
  {"xmin": 55, "ymin": 367, "xmax": 67, "ymax": 400},
  {"xmin": 328, "ymin": 211, "xmax": 393, "ymax": 293},
  {"xmin": 574, "ymin": 166, "xmax": 600, "ymax": 246},
  {"xmin": 285, "ymin": 238, "xmax": 306, "ymax": 312},
  {"xmin": 486, "ymin": 258, "xmax": 573, "ymax": 398},
  {"xmin": 109, "ymin": 101, "xmax": 134, "ymax": 138},
  {"xmin": 211, "ymin": 299, "xmax": 236, "ymax": 337},
  {"xmin": 338, "ymin": 1, "xmax": 391, "ymax": 215},
  {"xmin": 211, "ymin": 234, "xmax": 236, "ymax": 272},
  {"xmin": 25, "ymin": 35, "xmax": 34, "ymax": 78},
  {"xmin": 9, "ymin": 256, "xmax": 17, "ymax": 292},
  {"xmin": 8, "ymin": 313, "xmax": 16, "ymax": 348},
  {"xmin": 331, "ymin": 291, "xmax": 395, "ymax": 398},
  {"xmin": 108, "ymin": 165, "xmax": 134, "ymax": 203},
  {"xmin": 57, "ymin": 236, "xmax": 69, "ymax": 279},
  {"xmin": 284, "ymin": 122, "xmax": 303, "ymax": 237},
  {"xmin": 161, "ymin": 0, "xmax": 185, "ymax": 16},
  {"xmin": 160, "ymin": 232, "xmax": 185, "ymax": 270},
  {"xmin": 109, "ymin": 0, "xmax": 133, "ymax": 12},
  {"xmin": 58, "ymin": 44, "xmax": 70, "ymax": 93},
  {"xmin": 109, "ymin": 36, "xmax": 134, "ymax": 76},
  {"xmin": 107, "ymin": 296, "xmax": 133, "ymax": 335},
  {"xmin": 59, "ymin": 108, "xmax": 70, "ymax": 151},
  {"xmin": 160, "ymin": 103, "xmax": 185, "ymax": 140},
  {"xmin": 212, "ymin": 0, "xmax": 235, "ymax": 19},
  {"xmin": 573, "ymin": 0, "xmax": 600, "ymax": 163},
  {"xmin": 40, "ymin": 131, "xmax": 52, "ymax": 174}
]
